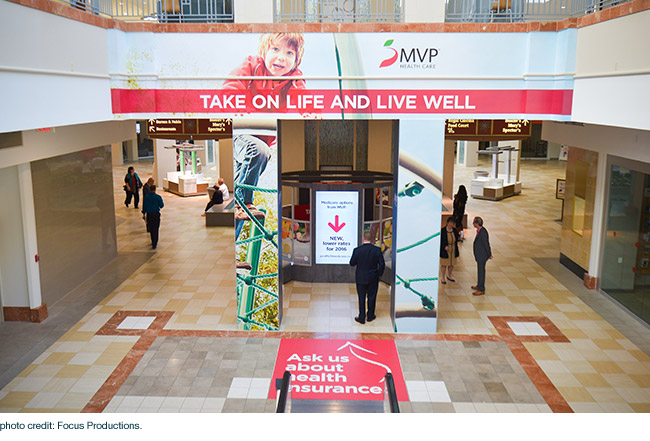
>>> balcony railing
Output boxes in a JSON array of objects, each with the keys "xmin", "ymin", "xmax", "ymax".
[
  {"xmin": 275, "ymin": 0, "xmax": 404, "ymax": 22},
  {"xmin": 64, "ymin": 0, "xmax": 234, "ymax": 22},
  {"xmin": 55, "ymin": 0, "xmax": 632, "ymax": 23},
  {"xmin": 445, "ymin": 0, "xmax": 632, "ymax": 22}
]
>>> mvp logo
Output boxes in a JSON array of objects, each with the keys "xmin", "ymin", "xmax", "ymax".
[{"xmin": 380, "ymin": 39, "xmax": 439, "ymax": 69}]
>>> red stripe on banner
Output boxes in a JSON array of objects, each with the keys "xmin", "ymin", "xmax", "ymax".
[{"xmin": 111, "ymin": 88, "xmax": 573, "ymax": 115}]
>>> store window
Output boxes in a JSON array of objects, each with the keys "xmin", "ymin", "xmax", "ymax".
[{"xmin": 601, "ymin": 165, "xmax": 650, "ymax": 325}]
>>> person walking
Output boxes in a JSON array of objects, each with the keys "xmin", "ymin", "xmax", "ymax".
[
  {"xmin": 349, "ymin": 231, "xmax": 385, "ymax": 324},
  {"xmin": 141, "ymin": 185, "xmax": 164, "ymax": 250},
  {"xmin": 471, "ymin": 216, "xmax": 492, "ymax": 296},
  {"xmin": 142, "ymin": 177, "xmax": 155, "ymax": 197},
  {"xmin": 440, "ymin": 217, "xmax": 460, "ymax": 285},
  {"xmin": 124, "ymin": 166, "xmax": 143, "ymax": 209}
]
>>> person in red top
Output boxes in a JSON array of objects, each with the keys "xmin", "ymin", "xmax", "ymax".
[{"xmin": 222, "ymin": 32, "xmax": 306, "ymax": 105}]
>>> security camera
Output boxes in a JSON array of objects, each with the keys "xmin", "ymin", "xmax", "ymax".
[{"xmin": 398, "ymin": 181, "xmax": 424, "ymax": 198}]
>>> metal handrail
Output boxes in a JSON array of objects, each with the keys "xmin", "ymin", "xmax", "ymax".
[
  {"xmin": 275, "ymin": 0, "xmax": 404, "ymax": 23},
  {"xmin": 59, "ymin": 0, "xmax": 234, "ymax": 22},
  {"xmin": 384, "ymin": 372, "xmax": 400, "ymax": 413},
  {"xmin": 54, "ymin": 0, "xmax": 631, "ymax": 23},
  {"xmin": 445, "ymin": 0, "xmax": 634, "ymax": 23},
  {"xmin": 275, "ymin": 371, "xmax": 292, "ymax": 413}
]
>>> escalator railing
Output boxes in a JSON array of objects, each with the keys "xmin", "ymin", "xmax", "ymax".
[
  {"xmin": 383, "ymin": 372, "xmax": 400, "ymax": 413},
  {"xmin": 276, "ymin": 370, "xmax": 399, "ymax": 413},
  {"xmin": 275, "ymin": 371, "xmax": 292, "ymax": 413}
]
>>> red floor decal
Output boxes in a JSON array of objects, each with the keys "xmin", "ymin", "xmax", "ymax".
[{"xmin": 269, "ymin": 338, "xmax": 408, "ymax": 401}]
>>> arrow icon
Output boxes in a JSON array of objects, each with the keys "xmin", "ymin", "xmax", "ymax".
[
  {"xmin": 337, "ymin": 342, "xmax": 392, "ymax": 379},
  {"xmin": 328, "ymin": 215, "xmax": 345, "ymax": 233}
]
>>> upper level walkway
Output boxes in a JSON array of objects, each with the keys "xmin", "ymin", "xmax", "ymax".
[{"xmin": 1, "ymin": 156, "xmax": 649, "ymax": 413}]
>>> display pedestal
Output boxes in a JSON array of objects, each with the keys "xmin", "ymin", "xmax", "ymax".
[
  {"xmin": 165, "ymin": 171, "xmax": 209, "ymax": 197},
  {"xmin": 471, "ymin": 176, "xmax": 522, "ymax": 201},
  {"xmin": 471, "ymin": 146, "xmax": 521, "ymax": 201}
]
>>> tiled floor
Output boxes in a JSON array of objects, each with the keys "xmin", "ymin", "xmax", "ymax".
[{"xmin": 1, "ymin": 156, "xmax": 649, "ymax": 413}]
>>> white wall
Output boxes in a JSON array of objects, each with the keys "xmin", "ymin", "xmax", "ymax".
[
  {"xmin": 405, "ymin": 0, "xmax": 446, "ymax": 23},
  {"xmin": 0, "ymin": 121, "xmax": 136, "ymax": 170},
  {"xmin": 542, "ymin": 122, "xmax": 650, "ymax": 164},
  {"xmin": 0, "ymin": 1, "xmax": 113, "ymax": 132},
  {"xmin": 0, "ymin": 165, "xmax": 29, "ymax": 307},
  {"xmin": 572, "ymin": 10, "xmax": 650, "ymax": 130},
  {"xmin": 154, "ymin": 139, "xmax": 177, "ymax": 186}
]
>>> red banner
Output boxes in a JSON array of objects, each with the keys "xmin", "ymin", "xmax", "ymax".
[
  {"xmin": 269, "ymin": 338, "xmax": 408, "ymax": 401},
  {"xmin": 111, "ymin": 88, "xmax": 573, "ymax": 115}
]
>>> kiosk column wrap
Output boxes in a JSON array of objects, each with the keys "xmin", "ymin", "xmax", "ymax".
[{"xmin": 394, "ymin": 119, "xmax": 445, "ymax": 333}]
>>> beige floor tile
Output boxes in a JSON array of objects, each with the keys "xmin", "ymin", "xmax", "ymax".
[{"xmin": 557, "ymin": 387, "xmax": 595, "ymax": 402}]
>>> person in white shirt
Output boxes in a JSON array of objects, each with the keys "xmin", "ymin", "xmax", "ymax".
[{"xmin": 218, "ymin": 177, "xmax": 230, "ymax": 200}]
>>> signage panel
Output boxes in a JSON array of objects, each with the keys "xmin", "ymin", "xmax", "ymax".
[
  {"xmin": 146, "ymin": 118, "xmax": 232, "ymax": 139},
  {"xmin": 492, "ymin": 119, "xmax": 531, "ymax": 136},
  {"xmin": 315, "ymin": 191, "xmax": 358, "ymax": 264},
  {"xmin": 446, "ymin": 119, "xmax": 532, "ymax": 138},
  {"xmin": 269, "ymin": 339, "xmax": 408, "ymax": 401}
]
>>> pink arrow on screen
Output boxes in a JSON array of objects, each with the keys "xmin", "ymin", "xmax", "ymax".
[{"xmin": 328, "ymin": 215, "xmax": 346, "ymax": 233}]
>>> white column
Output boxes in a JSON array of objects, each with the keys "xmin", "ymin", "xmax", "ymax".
[
  {"xmin": 234, "ymin": 0, "xmax": 274, "ymax": 23},
  {"xmin": 17, "ymin": 163, "xmax": 42, "ymax": 309},
  {"xmin": 111, "ymin": 142, "xmax": 123, "ymax": 166},
  {"xmin": 461, "ymin": 141, "xmax": 479, "ymax": 167},
  {"xmin": 125, "ymin": 139, "xmax": 138, "ymax": 162},
  {"xmin": 588, "ymin": 152, "xmax": 609, "ymax": 280},
  {"xmin": 154, "ymin": 138, "xmax": 177, "ymax": 186},
  {"xmin": 404, "ymin": 0, "xmax": 446, "ymax": 22}
]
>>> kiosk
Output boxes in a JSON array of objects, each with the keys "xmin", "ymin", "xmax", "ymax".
[
  {"xmin": 163, "ymin": 143, "xmax": 210, "ymax": 197},
  {"xmin": 281, "ymin": 170, "xmax": 394, "ymax": 284},
  {"xmin": 471, "ymin": 145, "xmax": 521, "ymax": 200}
]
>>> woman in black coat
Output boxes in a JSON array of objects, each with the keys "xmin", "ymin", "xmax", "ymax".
[
  {"xmin": 452, "ymin": 184, "xmax": 468, "ymax": 241},
  {"xmin": 439, "ymin": 217, "xmax": 460, "ymax": 284}
]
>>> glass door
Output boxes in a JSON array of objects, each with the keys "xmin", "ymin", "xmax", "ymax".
[{"xmin": 601, "ymin": 165, "xmax": 650, "ymax": 324}]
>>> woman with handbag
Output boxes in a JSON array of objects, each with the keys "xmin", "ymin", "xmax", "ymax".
[
  {"xmin": 439, "ymin": 217, "xmax": 460, "ymax": 285},
  {"xmin": 124, "ymin": 166, "xmax": 143, "ymax": 209}
]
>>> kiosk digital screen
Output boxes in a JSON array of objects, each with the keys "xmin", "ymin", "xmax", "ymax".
[{"xmin": 315, "ymin": 191, "xmax": 359, "ymax": 264}]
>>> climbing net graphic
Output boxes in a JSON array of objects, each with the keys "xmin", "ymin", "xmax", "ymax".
[
  {"xmin": 234, "ymin": 183, "xmax": 279, "ymax": 331},
  {"xmin": 395, "ymin": 182, "xmax": 439, "ymax": 311},
  {"xmin": 395, "ymin": 231, "xmax": 439, "ymax": 311}
]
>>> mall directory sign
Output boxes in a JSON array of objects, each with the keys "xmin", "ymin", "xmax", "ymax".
[
  {"xmin": 146, "ymin": 118, "xmax": 232, "ymax": 139},
  {"xmin": 315, "ymin": 191, "xmax": 358, "ymax": 264}
]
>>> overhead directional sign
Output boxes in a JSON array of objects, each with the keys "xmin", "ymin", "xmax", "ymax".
[
  {"xmin": 146, "ymin": 118, "xmax": 232, "ymax": 139},
  {"xmin": 315, "ymin": 191, "xmax": 358, "ymax": 264},
  {"xmin": 445, "ymin": 119, "xmax": 532, "ymax": 139}
]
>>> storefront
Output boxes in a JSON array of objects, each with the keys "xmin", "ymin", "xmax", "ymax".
[{"xmin": 601, "ymin": 156, "xmax": 650, "ymax": 325}]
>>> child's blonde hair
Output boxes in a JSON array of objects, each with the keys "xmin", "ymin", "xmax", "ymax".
[{"xmin": 258, "ymin": 33, "xmax": 305, "ymax": 72}]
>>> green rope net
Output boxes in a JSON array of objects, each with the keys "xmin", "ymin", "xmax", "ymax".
[
  {"xmin": 234, "ymin": 183, "xmax": 280, "ymax": 331},
  {"xmin": 394, "ymin": 183, "xmax": 440, "ymax": 311}
]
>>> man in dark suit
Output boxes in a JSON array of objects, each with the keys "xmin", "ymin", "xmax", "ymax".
[
  {"xmin": 471, "ymin": 216, "xmax": 492, "ymax": 296},
  {"xmin": 349, "ymin": 231, "xmax": 385, "ymax": 324}
]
